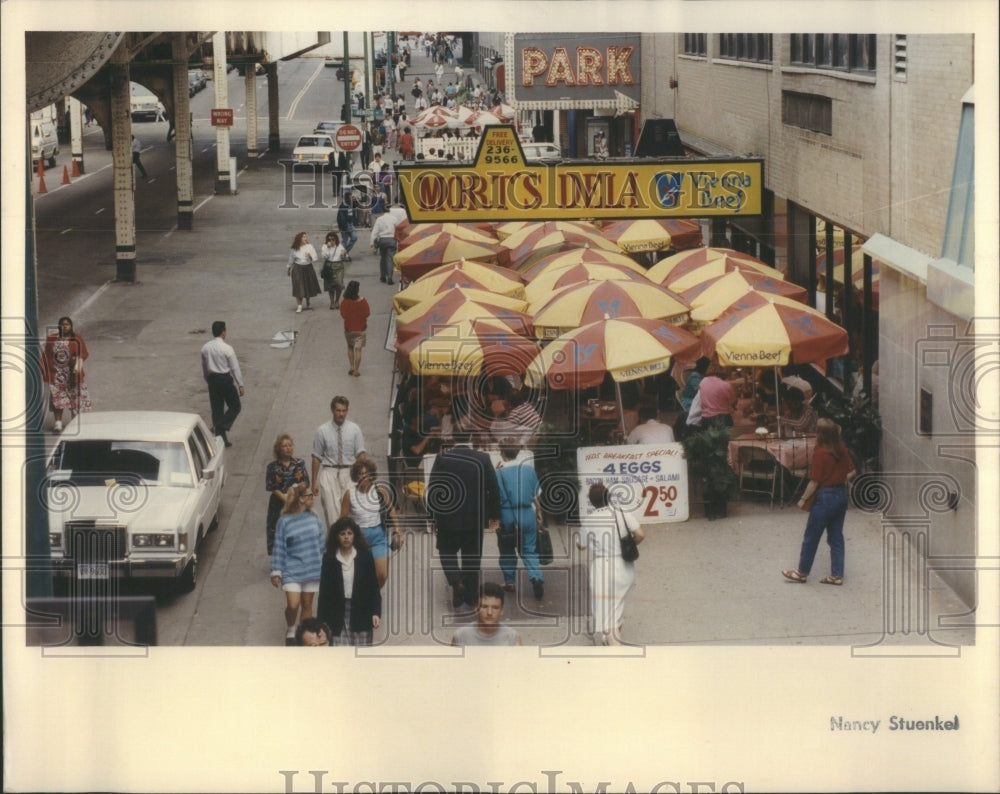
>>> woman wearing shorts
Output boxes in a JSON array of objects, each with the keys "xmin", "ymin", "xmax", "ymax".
[
  {"xmin": 339, "ymin": 459, "xmax": 402, "ymax": 588},
  {"xmin": 339, "ymin": 280, "xmax": 370, "ymax": 376},
  {"xmin": 270, "ymin": 483, "xmax": 326, "ymax": 645}
]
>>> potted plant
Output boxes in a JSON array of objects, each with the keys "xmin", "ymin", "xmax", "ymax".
[
  {"xmin": 681, "ymin": 424, "xmax": 739, "ymax": 520},
  {"xmin": 530, "ymin": 422, "xmax": 580, "ymax": 525}
]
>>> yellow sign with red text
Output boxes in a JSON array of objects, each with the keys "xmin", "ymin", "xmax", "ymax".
[{"xmin": 396, "ymin": 125, "xmax": 763, "ymax": 223}]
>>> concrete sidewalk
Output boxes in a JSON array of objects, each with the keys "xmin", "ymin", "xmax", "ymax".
[{"xmin": 39, "ymin": 44, "xmax": 973, "ymax": 649}]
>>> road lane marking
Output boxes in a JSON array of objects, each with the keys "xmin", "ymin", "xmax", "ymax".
[
  {"xmin": 94, "ymin": 207, "xmax": 105, "ymax": 214},
  {"xmin": 60, "ymin": 228, "xmax": 73, "ymax": 234},
  {"xmin": 286, "ymin": 60, "xmax": 324, "ymax": 121}
]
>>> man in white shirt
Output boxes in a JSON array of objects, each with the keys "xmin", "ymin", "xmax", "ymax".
[
  {"xmin": 626, "ymin": 402, "xmax": 675, "ymax": 444},
  {"xmin": 200, "ymin": 321, "xmax": 244, "ymax": 447},
  {"xmin": 451, "ymin": 582, "xmax": 522, "ymax": 646},
  {"xmin": 311, "ymin": 396, "xmax": 367, "ymax": 531},
  {"xmin": 370, "ymin": 206, "xmax": 402, "ymax": 284}
]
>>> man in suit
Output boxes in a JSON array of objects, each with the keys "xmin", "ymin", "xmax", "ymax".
[{"xmin": 427, "ymin": 431, "xmax": 501, "ymax": 609}]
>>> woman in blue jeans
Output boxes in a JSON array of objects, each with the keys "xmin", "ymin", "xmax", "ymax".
[
  {"xmin": 495, "ymin": 439, "xmax": 545, "ymax": 599},
  {"xmin": 783, "ymin": 418, "xmax": 856, "ymax": 586}
]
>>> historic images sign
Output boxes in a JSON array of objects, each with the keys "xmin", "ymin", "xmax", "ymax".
[
  {"xmin": 511, "ymin": 33, "xmax": 641, "ymax": 105},
  {"xmin": 396, "ymin": 126, "xmax": 764, "ymax": 223}
]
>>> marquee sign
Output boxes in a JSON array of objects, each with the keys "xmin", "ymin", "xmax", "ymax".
[{"xmin": 395, "ymin": 126, "xmax": 764, "ymax": 223}]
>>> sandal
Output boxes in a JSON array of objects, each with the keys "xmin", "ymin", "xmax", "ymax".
[
  {"xmin": 782, "ymin": 570, "xmax": 807, "ymax": 583},
  {"xmin": 820, "ymin": 576, "xmax": 843, "ymax": 586}
]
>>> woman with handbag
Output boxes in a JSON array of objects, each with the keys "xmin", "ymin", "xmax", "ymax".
[
  {"xmin": 40, "ymin": 316, "xmax": 93, "ymax": 432},
  {"xmin": 319, "ymin": 231, "xmax": 347, "ymax": 310},
  {"xmin": 340, "ymin": 458, "xmax": 402, "ymax": 588},
  {"xmin": 575, "ymin": 483, "xmax": 644, "ymax": 646},
  {"xmin": 782, "ymin": 418, "xmax": 856, "ymax": 586},
  {"xmin": 287, "ymin": 231, "xmax": 321, "ymax": 313},
  {"xmin": 317, "ymin": 517, "xmax": 382, "ymax": 646},
  {"xmin": 495, "ymin": 439, "xmax": 544, "ymax": 599}
]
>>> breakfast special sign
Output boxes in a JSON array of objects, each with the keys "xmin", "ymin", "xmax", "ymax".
[{"xmin": 396, "ymin": 126, "xmax": 764, "ymax": 223}]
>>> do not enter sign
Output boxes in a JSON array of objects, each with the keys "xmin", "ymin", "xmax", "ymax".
[{"xmin": 335, "ymin": 124, "xmax": 363, "ymax": 151}]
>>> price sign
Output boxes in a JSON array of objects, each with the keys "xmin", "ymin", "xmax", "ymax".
[{"xmin": 577, "ymin": 443, "xmax": 689, "ymax": 523}]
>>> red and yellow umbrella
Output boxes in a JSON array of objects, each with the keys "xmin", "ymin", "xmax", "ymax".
[
  {"xmin": 409, "ymin": 106, "xmax": 461, "ymax": 130},
  {"xmin": 524, "ymin": 262, "xmax": 650, "ymax": 305},
  {"xmin": 393, "ymin": 260, "xmax": 526, "ymax": 312},
  {"xmin": 500, "ymin": 222, "xmax": 619, "ymax": 269},
  {"xmin": 700, "ymin": 292, "xmax": 849, "ymax": 367},
  {"xmin": 598, "ymin": 218, "xmax": 703, "ymax": 253},
  {"xmin": 525, "ymin": 316, "xmax": 701, "ymax": 390},
  {"xmin": 520, "ymin": 246, "xmax": 646, "ymax": 280},
  {"xmin": 681, "ymin": 270, "xmax": 809, "ymax": 325},
  {"xmin": 530, "ymin": 279, "xmax": 690, "ymax": 339},
  {"xmin": 647, "ymin": 247, "xmax": 781, "ymax": 289},
  {"xmin": 395, "ymin": 290, "xmax": 533, "ymax": 343},
  {"xmin": 397, "ymin": 318, "xmax": 540, "ymax": 376},
  {"xmin": 495, "ymin": 219, "xmax": 598, "ymax": 242},
  {"xmin": 392, "ymin": 233, "xmax": 504, "ymax": 282},
  {"xmin": 396, "ymin": 222, "xmax": 498, "ymax": 247}
]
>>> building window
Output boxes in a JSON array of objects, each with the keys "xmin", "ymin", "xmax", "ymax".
[
  {"xmin": 942, "ymin": 96, "xmax": 974, "ymax": 267},
  {"xmin": 683, "ymin": 34, "xmax": 707, "ymax": 57},
  {"xmin": 789, "ymin": 34, "xmax": 876, "ymax": 74},
  {"xmin": 893, "ymin": 34, "xmax": 908, "ymax": 80},
  {"xmin": 718, "ymin": 33, "xmax": 772, "ymax": 64},
  {"xmin": 782, "ymin": 91, "xmax": 833, "ymax": 135}
]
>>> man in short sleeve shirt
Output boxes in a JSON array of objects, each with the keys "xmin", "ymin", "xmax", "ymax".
[{"xmin": 312, "ymin": 396, "xmax": 366, "ymax": 530}]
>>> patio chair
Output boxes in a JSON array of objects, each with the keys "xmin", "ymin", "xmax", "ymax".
[{"xmin": 737, "ymin": 445, "xmax": 779, "ymax": 506}]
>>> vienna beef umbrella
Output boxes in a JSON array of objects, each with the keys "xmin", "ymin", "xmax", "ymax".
[
  {"xmin": 397, "ymin": 318, "xmax": 539, "ymax": 377},
  {"xmin": 647, "ymin": 247, "xmax": 781, "ymax": 289},
  {"xmin": 520, "ymin": 245, "xmax": 646, "ymax": 280},
  {"xmin": 392, "ymin": 262, "xmax": 526, "ymax": 313},
  {"xmin": 530, "ymin": 279, "xmax": 690, "ymax": 339},
  {"xmin": 700, "ymin": 292, "xmax": 849, "ymax": 367},
  {"xmin": 500, "ymin": 222, "xmax": 620, "ymax": 270},
  {"xmin": 599, "ymin": 218, "xmax": 703, "ymax": 253},
  {"xmin": 392, "ymin": 233, "xmax": 504, "ymax": 282},
  {"xmin": 681, "ymin": 270, "xmax": 809, "ymax": 326},
  {"xmin": 394, "ymin": 289, "xmax": 532, "ymax": 343},
  {"xmin": 525, "ymin": 316, "xmax": 701, "ymax": 436},
  {"xmin": 523, "ymin": 262, "xmax": 651, "ymax": 305}
]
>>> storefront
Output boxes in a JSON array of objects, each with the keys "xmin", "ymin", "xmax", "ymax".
[{"xmin": 503, "ymin": 33, "xmax": 640, "ymax": 157}]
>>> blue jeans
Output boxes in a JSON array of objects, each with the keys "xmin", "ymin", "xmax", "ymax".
[
  {"xmin": 797, "ymin": 486, "xmax": 848, "ymax": 577},
  {"xmin": 376, "ymin": 238, "xmax": 398, "ymax": 282},
  {"xmin": 340, "ymin": 223, "xmax": 357, "ymax": 253},
  {"xmin": 498, "ymin": 508, "xmax": 543, "ymax": 584}
]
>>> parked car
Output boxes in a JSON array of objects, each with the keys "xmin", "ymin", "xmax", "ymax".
[
  {"xmin": 521, "ymin": 142, "xmax": 562, "ymax": 162},
  {"xmin": 292, "ymin": 133, "xmax": 338, "ymax": 169},
  {"xmin": 46, "ymin": 411, "xmax": 226, "ymax": 594},
  {"xmin": 30, "ymin": 118, "xmax": 59, "ymax": 168},
  {"xmin": 130, "ymin": 82, "xmax": 165, "ymax": 122},
  {"xmin": 313, "ymin": 120, "xmax": 344, "ymax": 137},
  {"xmin": 187, "ymin": 69, "xmax": 207, "ymax": 96}
]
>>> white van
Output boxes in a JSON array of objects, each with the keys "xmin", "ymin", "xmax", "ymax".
[
  {"xmin": 31, "ymin": 119, "xmax": 59, "ymax": 168},
  {"xmin": 130, "ymin": 82, "xmax": 165, "ymax": 122}
]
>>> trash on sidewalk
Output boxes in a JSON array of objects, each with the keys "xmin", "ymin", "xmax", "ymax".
[{"xmin": 270, "ymin": 330, "xmax": 298, "ymax": 349}]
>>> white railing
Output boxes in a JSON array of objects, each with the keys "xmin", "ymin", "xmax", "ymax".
[{"xmin": 415, "ymin": 137, "xmax": 479, "ymax": 161}]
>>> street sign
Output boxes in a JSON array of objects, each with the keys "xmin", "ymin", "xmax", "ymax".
[
  {"xmin": 211, "ymin": 108, "xmax": 234, "ymax": 127},
  {"xmin": 335, "ymin": 124, "xmax": 363, "ymax": 151}
]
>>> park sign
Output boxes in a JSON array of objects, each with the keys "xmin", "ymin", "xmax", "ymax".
[{"xmin": 395, "ymin": 126, "xmax": 763, "ymax": 223}]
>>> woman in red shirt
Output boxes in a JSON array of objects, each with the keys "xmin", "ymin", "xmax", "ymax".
[
  {"xmin": 783, "ymin": 418, "xmax": 856, "ymax": 586},
  {"xmin": 339, "ymin": 280, "xmax": 371, "ymax": 377}
]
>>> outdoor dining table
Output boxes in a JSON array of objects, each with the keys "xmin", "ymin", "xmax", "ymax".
[
  {"xmin": 727, "ymin": 432, "xmax": 817, "ymax": 504},
  {"xmin": 579, "ymin": 400, "xmax": 622, "ymax": 445}
]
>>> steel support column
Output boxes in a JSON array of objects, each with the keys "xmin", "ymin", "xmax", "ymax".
[
  {"xmin": 109, "ymin": 60, "xmax": 137, "ymax": 282},
  {"xmin": 212, "ymin": 32, "xmax": 233, "ymax": 194},
  {"xmin": 267, "ymin": 62, "xmax": 280, "ymax": 153},
  {"xmin": 68, "ymin": 96, "xmax": 85, "ymax": 174},
  {"xmin": 172, "ymin": 34, "xmax": 195, "ymax": 229},
  {"xmin": 245, "ymin": 64, "xmax": 259, "ymax": 158}
]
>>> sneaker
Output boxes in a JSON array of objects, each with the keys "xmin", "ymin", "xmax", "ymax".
[
  {"xmin": 53, "ymin": 420, "xmax": 63, "ymax": 432},
  {"xmin": 295, "ymin": 305, "xmax": 302, "ymax": 313}
]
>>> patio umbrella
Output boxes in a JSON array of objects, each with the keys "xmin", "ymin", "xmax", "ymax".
[
  {"xmin": 520, "ymin": 246, "xmax": 646, "ymax": 280},
  {"xmin": 397, "ymin": 318, "xmax": 540, "ymax": 376},
  {"xmin": 399, "ymin": 222, "xmax": 498, "ymax": 248},
  {"xmin": 392, "ymin": 233, "xmax": 504, "ymax": 282},
  {"xmin": 491, "ymin": 103, "xmax": 516, "ymax": 121},
  {"xmin": 530, "ymin": 279, "xmax": 690, "ymax": 339},
  {"xmin": 494, "ymin": 219, "xmax": 598, "ymax": 242},
  {"xmin": 500, "ymin": 222, "xmax": 620, "ymax": 270},
  {"xmin": 464, "ymin": 109, "xmax": 505, "ymax": 127},
  {"xmin": 410, "ymin": 106, "xmax": 461, "ymax": 130},
  {"xmin": 395, "ymin": 291, "xmax": 533, "ymax": 343},
  {"xmin": 524, "ymin": 262, "xmax": 650, "ymax": 305},
  {"xmin": 395, "ymin": 219, "xmax": 497, "ymax": 244},
  {"xmin": 700, "ymin": 291, "xmax": 849, "ymax": 367},
  {"xmin": 393, "ymin": 260, "xmax": 527, "ymax": 312},
  {"xmin": 598, "ymin": 218, "xmax": 703, "ymax": 253},
  {"xmin": 681, "ymin": 270, "xmax": 809, "ymax": 325},
  {"xmin": 647, "ymin": 247, "xmax": 781, "ymax": 288},
  {"xmin": 524, "ymin": 316, "xmax": 701, "ymax": 435}
]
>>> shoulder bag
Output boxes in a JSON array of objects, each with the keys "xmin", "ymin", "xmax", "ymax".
[{"xmin": 614, "ymin": 509, "xmax": 639, "ymax": 563}]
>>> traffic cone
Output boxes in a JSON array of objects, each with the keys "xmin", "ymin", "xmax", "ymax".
[
  {"xmin": 71, "ymin": 159, "xmax": 81, "ymax": 177},
  {"xmin": 36, "ymin": 157, "xmax": 47, "ymax": 194},
  {"xmin": 62, "ymin": 165, "xmax": 71, "ymax": 185}
]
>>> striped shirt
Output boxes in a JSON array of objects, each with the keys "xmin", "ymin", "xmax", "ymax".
[{"xmin": 270, "ymin": 510, "xmax": 326, "ymax": 583}]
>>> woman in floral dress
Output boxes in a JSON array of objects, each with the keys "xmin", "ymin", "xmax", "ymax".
[
  {"xmin": 40, "ymin": 316, "xmax": 92, "ymax": 432},
  {"xmin": 264, "ymin": 433, "xmax": 310, "ymax": 555}
]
